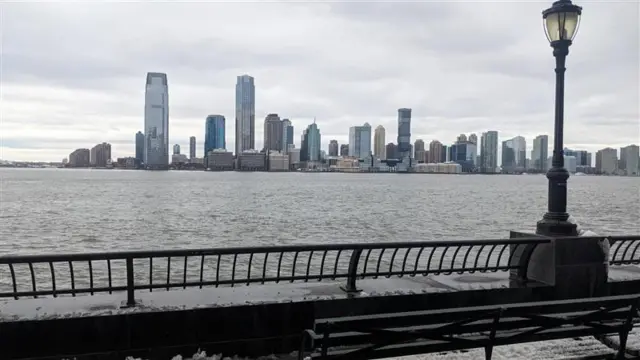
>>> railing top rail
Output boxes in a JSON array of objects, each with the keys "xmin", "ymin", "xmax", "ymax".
[{"xmin": 0, "ymin": 237, "xmax": 551, "ymax": 264}]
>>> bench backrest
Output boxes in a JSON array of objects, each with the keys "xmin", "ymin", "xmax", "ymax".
[{"xmin": 314, "ymin": 294, "xmax": 640, "ymax": 336}]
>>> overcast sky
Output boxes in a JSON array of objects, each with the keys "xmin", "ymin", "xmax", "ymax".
[{"xmin": 1, "ymin": 1, "xmax": 638, "ymax": 162}]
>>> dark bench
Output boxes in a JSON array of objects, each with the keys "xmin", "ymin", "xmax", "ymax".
[{"xmin": 299, "ymin": 294, "xmax": 640, "ymax": 360}]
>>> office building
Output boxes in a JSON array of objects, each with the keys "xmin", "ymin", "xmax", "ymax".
[
  {"xmin": 374, "ymin": 125, "xmax": 386, "ymax": 160},
  {"xmin": 531, "ymin": 135, "xmax": 549, "ymax": 171},
  {"xmin": 144, "ymin": 72, "xmax": 169, "ymax": 169},
  {"xmin": 397, "ymin": 108, "xmax": 411, "ymax": 157},
  {"xmin": 206, "ymin": 149, "xmax": 234, "ymax": 171},
  {"xmin": 135, "ymin": 131, "xmax": 144, "ymax": 164},
  {"xmin": 301, "ymin": 121, "xmax": 321, "ymax": 162},
  {"xmin": 386, "ymin": 143, "xmax": 397, "ymax": 160},
  {"xmin": 414, "ymin": 139, "xmax": 426, "ymax": 163},
  {"xmin": 457, "ymin": 134, "xmax": 467, "ymax": 143},
  {"xmin": 263, "ymin": 114, "xmax": 283, "ymax": 152},
  {"xmin": 235, "ymin": 75, "xmax": 255, "ymax": 155},
  {"xmin": 468, "ymin": 133, "xmax": 477, "ymax": 145},
  {"xmin": 596, "ymin": 148, "xmax": 618, "ymax": 175},
  {"xmin": 480, "ymin": 131, "xmax": 498, "ymax": 173},
  {"xmin": 620, "ymin": 145, "xmax": 639, "ymax": 176},
  {"xmin": 450, "ymin": 141, "xmax": 477, "ymax": 172},
  {"xmin": 349, "ymin": 123, "xmax": 372, "ymax": 159},
  {"xmin": 282, "ymin": 119, "xmax": 293, "ymax": 153},
  {"xmin": 340, "ymin": 144, "xmax": 349, "ymax": 157},
  {"xmin": 564, "ymin": 148, "xmax": 591, "ymax": 167},
  {"xmin": 189, "ymin": 136, "xmax": 196, "ymax": 160},
  {"xmin": 205, "ymin": 115, "xmax": 226, "ymax": 155},
  {"xmin": 502, "ymin": 136, "xmax": 526, "ymax": 172},
  {"xmin": 173, "ymin": 144, "xmax": 180, "ymax": 155},
  {"xmin": 328, "ymin": 140, "xmax": 339, "ymax": 157}
]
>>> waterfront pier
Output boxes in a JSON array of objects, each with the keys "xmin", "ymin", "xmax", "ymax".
[{"xmin": 2, "ymin": 234, "xmax": 640, "ymax": 359}]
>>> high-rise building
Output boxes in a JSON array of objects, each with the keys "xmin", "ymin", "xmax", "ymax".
[
  {"xmin": 428, "ymin": 140, "xmax": 444, "ymax": 163},
  {"xmin": 450, "ymin": 141, "xmax": 477, "ymax": 172},
  {"xmin": 596, "ymin": 148, "xmax": 618, "ymax": 174},
  {"xmin": 348, "ymin": 123, "xmax": 372, "ymax": 159},
  {"xmin": 374, "ymin": 125, "xmax": 386, "ymax": 160},
  {"xmin": 480, "ymin": 131, "xmax": 498, "ymax": 173},
  {"xmin": 414, "ymin": 139, "xmax": 426, "ymax": 163},
  {"xmin": 502, "ymin": 136, "xmax": 526, "ymax": 171},
  {"xmin": 68, "ymin": 148, "xmax": 90, "ymax": 167},
  {"xmin": 173, "ymin": 144, "xmax": 180, "ymax": 155},
  {"xmin": 619, "ymin": 145, "xmax": 639, "ymax": 176},
  {"xmin": 189, "ymin": 136, "xmax": 196, "ymax": 159},
  {"xmin": 531, "ymin": 135, "xmax": 549, "ymax": 171},
  {"xmin": 135, "ymin": 131, "xmax": 144, "ymax": 164},
  {"xmin": 397, "ymin": 109, "xmax": 411, "ymax": 157},
  {"xmin": 235, "ymin": 75, "xmax": 255, "ymax": 155},
  {"xmin": 205, "ymin": 115, "xmax": 226, "ymax": 156},
  {"xmin": 386, "ymin": 143, "xmax": 397, "ymax": 160},
  {"xmin": 340, "ymin": 144, "xmax": 349, "ymax": 157},
  {"xmin": 468, "ymin": 134, "xmax": 477, "ymax": 145},
  {"xmin": 281, "ymin": 119, "xmax": 293, "ymax": 153},
  {"xmin": 457, "ymin": 134, "xmax": 467, "ymax": 143},
  {"xmin": 263, "ymin": 114, "xmax": 283, "ymax": 152},
  {"xmin": 301, "ymin": 121, "xmax": 321, "ymax": 162},
  {"xmin": 90, "ymin": 142, "xmax": 111, "ymax": 167},
  {"xmin": 328, "ymin": 140, "xmax": 339, "ymax": 157},
  {"xmin": 144, "ymin": 72, "xmax": 169, "ymax": 169},
  {"xmin": 564, "ymin": 148, "xmax": 591, "ymax": 167}
]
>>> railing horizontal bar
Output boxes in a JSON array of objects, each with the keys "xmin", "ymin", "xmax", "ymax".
[
  {"xmin": 0, "ymin": 238, "xmax": 552, "ymax": 264},
  {"xmin": 0, "ymin": 285, "xmax": 129, "ymax": 298},
  {"xmin": 132, "ymin": 274, "xmax": 353, "ymax": 290},
  {"xmin": 359, "ymin": 266, "xmax": 514, "ymax": 277}
]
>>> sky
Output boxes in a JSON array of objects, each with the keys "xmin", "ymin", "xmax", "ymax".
[{"xmin": 1, "ymin": 1, "xmax": 639, "ymax": 162}]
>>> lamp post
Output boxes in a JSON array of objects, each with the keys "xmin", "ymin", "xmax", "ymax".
[{"xmin": 536, "ymin": 0, "xmax": 582, "ymax": 236}]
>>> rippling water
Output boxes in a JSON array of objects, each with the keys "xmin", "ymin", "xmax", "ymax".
[{"xmin": 0, "ymin": 168, "xmax": 639, "ymax": 255}]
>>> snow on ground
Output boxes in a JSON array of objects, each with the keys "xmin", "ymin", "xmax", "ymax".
[{"xmin": 97, "ymin": 335, "xmax": 617, "ymax": 360}]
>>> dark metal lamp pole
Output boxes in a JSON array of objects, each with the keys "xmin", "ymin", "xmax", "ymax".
[{"xmin": 536, "ymin": 0, "xmax": 583, "ymax": 236}]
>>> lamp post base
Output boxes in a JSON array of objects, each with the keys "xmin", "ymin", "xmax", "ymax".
[{"xmin": 536, "ymin": 217, "xmax": 578, "ymax": 236}]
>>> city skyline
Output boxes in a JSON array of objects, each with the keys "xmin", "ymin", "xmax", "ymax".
[{"xmin": 2, "ymin": 2, "xmax": 638, "ymax": 162}]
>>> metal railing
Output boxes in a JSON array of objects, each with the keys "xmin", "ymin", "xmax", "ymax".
[
  {"xmin": 609, "ymin": 235, "xmax": 640, "ymax": 265},
  {"xmin": 0, "ymin": 238, "xmax": 549, "ymax": 306}
]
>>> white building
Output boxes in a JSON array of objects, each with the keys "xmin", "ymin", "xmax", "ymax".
[
  {"xmin": 596, "ymin": 148, "xmax": 618, "ymax": 175},
  {"xmin": 268, "ymin": 151, "xmax": 289, "ymax": 171},
  {"xmin": 144, "ymin": 72, "xmax": 169, "ymax": 168},
  {"xmin": 564, "ymin": 155, "xmax": 577, "ymax": 173},
  {"xmin": 374, "ymin": 125, "xmax": 386, "ymax": 160}
]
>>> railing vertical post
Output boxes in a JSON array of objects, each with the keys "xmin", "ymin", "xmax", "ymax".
[
  {"xmin": 341, "ymin": 248, "xmax": 363, "ymax": 294},
  {"xmin": 125, "ymin": 257, "xmax": 136, "ymax": 307}
]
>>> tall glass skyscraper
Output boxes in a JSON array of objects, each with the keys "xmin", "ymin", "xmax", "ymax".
[
  {"xmin": 282, "ymin": 119, "xmax": 293, "ymax": 153},
  {"xmin": 144, "ymin": 72, "xmax": 169, "ymax": 169},
  {"xmin": 135, "ymin": 131, "xmax": 144, "ymax": 164},
  {"xmin": 235, "ymin": 75, "xmax": 255, "ymax": 156},
  {"xmin": 205, "ymin": 115, "xmax": 226, "ymax": 155},
  {"xmin": 348, "ymin": 123, "xmax": 372, "ymax": 159},
  {"xmin": 397, "ymin": 108, "xmax": 411, "ymax": 156},
  {"xmin": 480, "ymin": 131, "xmax": 499, "ymax": 173}
]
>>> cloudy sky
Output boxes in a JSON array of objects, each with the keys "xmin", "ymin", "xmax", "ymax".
[{"xmin": 1, "ymin": 1, "xmax": 638, "ymax": 162}]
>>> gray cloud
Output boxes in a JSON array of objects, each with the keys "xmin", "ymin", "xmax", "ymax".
[{"xmin": 1, "ymin": 1, "xmax": 638, "ymax": 162}]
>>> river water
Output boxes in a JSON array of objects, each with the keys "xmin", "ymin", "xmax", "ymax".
[{"xmin": 1, "ymin": 168, "xmax": 638, "ymax": 255}]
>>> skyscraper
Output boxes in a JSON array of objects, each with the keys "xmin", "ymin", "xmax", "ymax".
[
  {"xmin": 135, "ymin": 131, "xmax": 144, "ymax": 164},
  {"xmin": 620, "ymin": 145, "xmax": 639, "ymax": 176},
  {"xmin": 348, "ymin": 123, "xmax": 372, "ymax": 159},
  {"xmin": 386, "ymin": 143, "xmax": 397, "ymax": 160},
  {"xmin": 596, "ymin": 148, "xmax": 618, "ymax": 174},
  {"xmin": 340, "ymin": 144, "xmax": 349, "ymax": 157},
  {"xmin": 468, "ymin": 134, "xmax": 478, "ymax": 145},
  {"xmin": 414, "ymin": 139, "xmax": 426, "ymax": 163},
  {"xmin": 328, "ymin": 140, "xmax": 339, "ymax": 157},
  {"xmin": 457, "ymin": 134, "xmax": 467, "ymax": 143},
  {"xmin": 173, "ymin": 144, "xmax": 180, "ymax": 155},
  {"xmin": 205, "ymin": 115, "xmax": 226, "ymax": 155},
  {"xmin": 263, "ymin": 114, "xmax": 283, "ymax": 152},
  {"xmin": 189, "ymin": 136, "xmax": 196, "ymax": 160},
  {"xmin": 374, "ymin": 125, "xmax": 386, "ymax": 160},
  {"xmin": 144, "ymin": 72, "xmax": 169, "ymax": 169},
  {"xmin": 397, "ymin": 108, "xmax": 411, "ymax": 157},
  {"xmin": 235, "ymin": 75, "xmax": 255, "ymax": 156},
  {"xmin": 282, "ymin": 119, "xmax": 293, "ymax": 153},
  {"xmin": 531, "ymin": 135, "xmax": 549, "ymax": 171},
  {"xmin": 480, "ymin": 131, "xmax": 498, "ymax": 173},
  {"xmin": 429, "ymin": 140, "xmax": 444, "ymax": 164},
  {"xmin": 301, "ymin": 121, "xmax": 321, "ymax": 162}
]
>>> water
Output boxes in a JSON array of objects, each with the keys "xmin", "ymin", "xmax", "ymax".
[{"xmin": 1, "ymin": 168, "xmax": 638, "ymax": 255}]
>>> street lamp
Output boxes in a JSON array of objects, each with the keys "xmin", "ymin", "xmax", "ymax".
[{"xmin": 536, "ymin": 0, "xmax": 582, "ymax": 236}]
